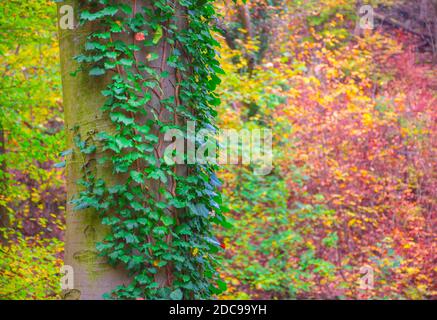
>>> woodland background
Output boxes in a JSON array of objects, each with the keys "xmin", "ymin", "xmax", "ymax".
[{"xmin": 0, "ymin": 0, "xmax": 436, "ymax": 299}]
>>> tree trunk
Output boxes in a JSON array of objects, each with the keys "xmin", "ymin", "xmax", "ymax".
[{"xmin": 58, "ymin": 0, "xmax": 188, "ymax": 299}]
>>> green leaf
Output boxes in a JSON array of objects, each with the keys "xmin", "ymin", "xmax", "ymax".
[
  {"xmin": 101, "ymin": 6, "xmax": 118, "ymax": 16},
  {"xmin": 170, "ymin": 289, "xmax": 183, "ymax": 300},
  {"xmin": 189, "ymin": 203, "xmax": 209, "ymax": 218},
  {"xmin": 125, "ymin": 234, "xmax": 138, "ymax": 244},
  {"xmin": 119, "ymin": 4, "xmax": 133, "ymax": 15},
  {"xmin": 131, "ymin": 202, "xmax": 144, "ymax": 212},
  {"xmin": 147, "ymin": 52, "xmax": 159, "ymax": 61},
  {"xmin": 53, "ymin": 161, "xmax": 66, "ymax": 168},
  {"xmin": 217, "ymin": 279, "xmax": 227, "ymax": 292},
  {"xmin": 147, "ymin": 169, "xmax": 167, "ymax": 183}
]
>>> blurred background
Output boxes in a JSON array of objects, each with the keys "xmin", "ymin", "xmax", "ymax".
[{"xmin": 0, "ymin": 0, "xmax": 436, "ymax": 299}]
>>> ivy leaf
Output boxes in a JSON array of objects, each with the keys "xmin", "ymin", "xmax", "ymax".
[
  {"xmin": 217, "ymin": 279, "xmax": 227, "ymax": 292},
  {"xmin": 119, "ymin": 58, "xmax": 134, "ymax": 67},
  {"xmin": 81, "ymin": 10, "xmax": 96, "ymax": 21},
  {"xmin": 89, "ymin": 67, "xmax": 105, "ymax": 76},
  {"xmin": 119, "ymin": 4, "xmax": 133, "ymax": 15},
  {"xmin": 170, "ymin": 289, "xmax": 183, "ymax": 300},
  {"xmin": 111, "ymin": 112, "xmax": 134, "ymax": 125},
  {"xmin": 210, "ymin": 173, "xmax": 222, "ymax": 187},
  {"xmin": 153, "ymin": 226, "xmax": 167, "ymax": 236},
  {"xmin": 131, "ymin": 202, "xmax": 144, "ymax": 212},
  {"xmin": 101, "ymin": 6, "xmax": 118, "ymax": 17},
  {"xmin": 72, "ymin": 0, "xmax": 226, "ymax": 300},
  {"xmin": 60, "ymin": 149, "xmax": 73, "ymax": 157},
  {"xmin": 170, "ymin": 198, "xmax": 186, "ymax": 209},
  {"xmin": 147, "ymin": 169, "xmax": 167, "ymax": 183},
  {"xmin": 153, "ymin": 25, "xmax": 163, "ymax": 44},
  {"xmin": 147, "ymin": 52, "xmax": 159, "ymax": 61},
  {"xmin": 82, "ymin": 145, "xmax": 96, "ymax": 154},
  {"xmin": 161, "ymin": 216, "xmax": 174, "ymax": 227},
  {"xmin": 125, "ymin": 234, "xmax": 138, "ymax": 244},
  {"xmin": 53, "ymin": 161, "xmax": 66, "ymax": 168},
  {"xmin": 175, "ymin": 224, "xmax": 191, "ymax": 235}
]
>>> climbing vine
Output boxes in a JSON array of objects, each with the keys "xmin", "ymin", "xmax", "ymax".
[{"xmin": 72, "ymin": 0, "xmax": 227, "ymax": 299}]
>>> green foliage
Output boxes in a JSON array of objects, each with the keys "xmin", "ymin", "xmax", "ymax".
[
  {"xmin": 217, "ymin": 0, "xmax": 436, "ymax": 299},
  {"xmin": 0, "ymin": 0, "xmax": 64, "ymax": 229},
  {"xmin": 72, "ymin": 0, "xmax": 226, "ymax": 299},
  {"xmin": 219, "ymin": 166, "xmax": 337, "ymax": 299},
  {"xmin": 0, "ymin": 235, "xmax": 62, "ymax": 300}
]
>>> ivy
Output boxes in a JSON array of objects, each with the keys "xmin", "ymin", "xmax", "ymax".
[{"xmin": 73, "ymin": 0, "xmax": 227, "ymax": 299}]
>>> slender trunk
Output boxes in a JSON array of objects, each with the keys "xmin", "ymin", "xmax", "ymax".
[
  {"xmin": 238, "ymin": 4, "xmax": 254, "ymax": 39},
  {"xmin": 58, "ymin": 0, "xmax": 130, "ymax": 300}
]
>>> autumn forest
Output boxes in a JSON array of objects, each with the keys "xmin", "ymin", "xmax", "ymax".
[{"xmin": 0, "ymin": 0, "xmax": 436, "ymax": 301}]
